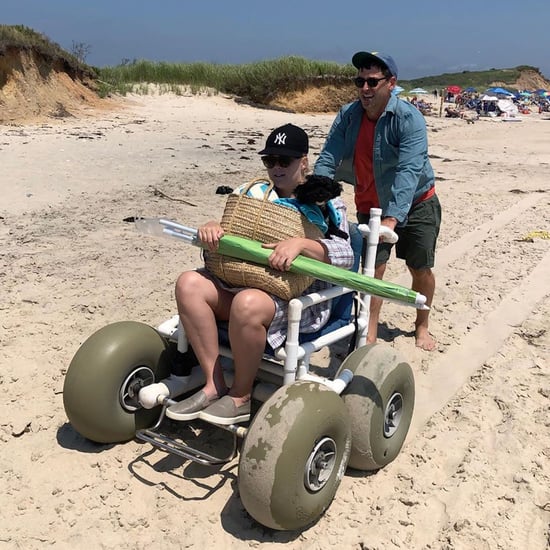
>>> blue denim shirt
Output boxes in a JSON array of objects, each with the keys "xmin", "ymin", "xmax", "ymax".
[{"xmin": 314, "ymin": 95, "xmax": 435, "ymax": 223}]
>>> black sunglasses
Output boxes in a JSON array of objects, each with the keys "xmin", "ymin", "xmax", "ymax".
[
  {"xmin": 261, "ymin": 155, "xmax": 296, "ymax": 169},
  {"xmin": 354, "ymin": 76, "xmax": 389, "ymax": 88}
]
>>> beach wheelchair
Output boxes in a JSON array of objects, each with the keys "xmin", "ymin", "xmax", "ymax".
[{"xmin": 63, "ymin": 208, "xmax": 418, "ymax": 531}]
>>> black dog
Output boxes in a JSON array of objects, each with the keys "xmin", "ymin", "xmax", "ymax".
[{"xmin": 294, "ymin": 175, "xmax": 349, "ymax": 240}]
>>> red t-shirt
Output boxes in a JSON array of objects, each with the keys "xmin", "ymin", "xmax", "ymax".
[{"xmin": 353, "ymin": 114, "xmax": 379, "ymax": 214}]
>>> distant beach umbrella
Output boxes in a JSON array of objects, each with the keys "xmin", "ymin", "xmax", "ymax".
[
  {"xmin": 446, "ymin": 85, "xmax": 462, "ymax": 94},
  {"xmin": 408, "ymin": 87, "xmax": 428, "ymax": 94},
  {"xmin": 392, "ymin": 85, "xmax": 404, "ymax": 96},
  {"xmin": 486, "ymin": 87, "xmax": 515, "ymax": 97}
]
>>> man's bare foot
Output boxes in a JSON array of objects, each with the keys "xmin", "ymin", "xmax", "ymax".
[{"xmin": 415, "ymin": 325, "xmax": 437, "ymax": 351}]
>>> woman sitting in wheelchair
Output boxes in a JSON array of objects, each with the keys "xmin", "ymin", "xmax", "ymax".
[{"xmin": 168, "ymin": 124, "xmax": 353, "ymax": 425}]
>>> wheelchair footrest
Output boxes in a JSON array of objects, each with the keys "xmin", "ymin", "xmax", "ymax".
[{"xmin": 136, "ymin": 426, "xmax": 240, "ymax": 466}]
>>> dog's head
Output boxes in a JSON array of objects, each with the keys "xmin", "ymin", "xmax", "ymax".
[{"xmin": 294, "ymin": 175, "xmax": 342, "ymax": 206}]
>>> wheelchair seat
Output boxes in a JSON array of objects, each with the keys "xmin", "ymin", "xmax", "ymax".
[{"xmin": 217, "ymin": 221, "xmax": 362, "ymax": 350}]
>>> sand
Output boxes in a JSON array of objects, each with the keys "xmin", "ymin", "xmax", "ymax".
[{"xmin": 1, "ymin": 92, "xmax": 550, "ymax": 549}]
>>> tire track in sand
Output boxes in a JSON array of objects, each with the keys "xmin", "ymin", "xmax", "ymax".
[
  {"xmin": 398, "ymin": 193, "xmax": 541, "ymax": 278},
  {"xmin": 403, "ymin": 193, "xmax": 550, "ymax": 437}
]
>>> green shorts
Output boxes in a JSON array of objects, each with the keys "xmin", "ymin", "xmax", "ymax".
[{"xmin": 358, "ymin": 194, "xmax": 441, "ymax": 269}]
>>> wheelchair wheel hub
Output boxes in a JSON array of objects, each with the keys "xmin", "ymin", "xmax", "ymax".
[
  {"xmin": 384, "ymin": 392, "xmax": 404, "ymax": 437},
  {"xmin": 304, "ymin": 437, "xmax": 337, "ymax": 492},
  {"xmin": 119, "ymin": 366, "xmax": 155, "ymax": 412}
]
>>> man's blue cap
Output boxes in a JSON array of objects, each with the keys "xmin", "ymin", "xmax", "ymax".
[{"xmin": 352, "ymin": 51, "xmax": 398, "ymax": 79}]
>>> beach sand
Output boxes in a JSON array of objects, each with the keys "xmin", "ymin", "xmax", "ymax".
[{"xmin": 1, "ymin": 92, "xmax": 549, "ymax": 549}]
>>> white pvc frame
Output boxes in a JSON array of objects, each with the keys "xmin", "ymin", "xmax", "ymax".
[{"xmin": 151, "ymin": 208, "xmax": 397, "ymax": 400}]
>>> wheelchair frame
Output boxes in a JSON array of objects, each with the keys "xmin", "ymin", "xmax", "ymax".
[
  {"xmin": 63, "ymin": 207, "xmax": 417, "ymax": 531},
  {"xmin": 134, "ymin": 208, "xmax": 395, "ymax": 463}
]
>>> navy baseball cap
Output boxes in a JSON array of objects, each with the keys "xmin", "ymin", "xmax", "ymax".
[
  {"xmin": 258, "ymin": 123, "xmax": 308, "ymax": 157},
  {"xmin": 352, "ymin": 51, "xmax": 398, "ymax": 79}
]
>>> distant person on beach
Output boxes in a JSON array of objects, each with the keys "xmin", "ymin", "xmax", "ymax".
[
  {"xmin": 167, "ymin": 124, "xmax": 353, "ymax": 425},
  {"xmin": 445, "ymin": 106, "xmax": 461, "ymax": 118},
  {"xmin": 314, "ymin": 51, "xmax": 441, "ymax": 351}
]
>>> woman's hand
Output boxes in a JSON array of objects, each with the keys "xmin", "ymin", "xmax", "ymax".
[
  {"xmin": 198, "ymin": 221, "xmax": 224, "ymax": 251},
  {"xmin": 263, "ymin": 238, "xmax": 305, "ymax": 271}
]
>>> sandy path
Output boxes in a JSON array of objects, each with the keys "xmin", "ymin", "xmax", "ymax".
[{"xmin": 1, "ymin": 93, "xmax": 549, "ymax": 549}]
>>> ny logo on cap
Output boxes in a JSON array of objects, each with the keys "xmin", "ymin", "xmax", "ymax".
[{"xmin": 273, "ymin": 132, "xmax": 287, "ymax": 145}]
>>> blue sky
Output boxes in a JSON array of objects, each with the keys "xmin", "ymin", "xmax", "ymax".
[{"xmin": 3, "ymin": 0, "xmax": 550, "ymax": 80}]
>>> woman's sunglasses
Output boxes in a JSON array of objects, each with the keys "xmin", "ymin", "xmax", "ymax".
[
  {"xmin": 261, "ymin": 155, "xmax": 296, "ymax": 169},
  {"xmin": 354, "ymin": 76, "xmax": 388, "ymax": 88}
]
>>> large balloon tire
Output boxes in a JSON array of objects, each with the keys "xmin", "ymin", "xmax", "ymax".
[
  {"xmin": 238, "ymin": 381, "xmax": 351, "ymax": 531},
  {"xmin": 63, "ymin": 321, "xmax": 172, "ymax": 444},
  {"xmin": 336, "ymin": 343, "xmax": 414, "ymax": 471}
]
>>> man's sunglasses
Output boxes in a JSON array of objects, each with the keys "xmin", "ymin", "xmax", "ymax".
[
  {"xmin": 354, "ymin": 76, "xmax": 388, "ymax": 88},
  {"xmin": 261, "ymin": 155, "xmax": 296, "ymax": 169}
]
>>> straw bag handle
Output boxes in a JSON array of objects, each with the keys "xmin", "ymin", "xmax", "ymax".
[
  {"xmin": 237, "ymin": 178, "xmax": 277, "ymax": 202},
  {"xmin": 223, "ymin": 178, "xmax": 281, "ymax": 240}
]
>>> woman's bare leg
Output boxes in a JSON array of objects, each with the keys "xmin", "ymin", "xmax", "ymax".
[
  {"xmin": 227, "ymin": 289, "xmax": 276, "ymax": 406},
  {"xmin": 175, "ymin": 271, "xmax": 233, "ymax": 398}
]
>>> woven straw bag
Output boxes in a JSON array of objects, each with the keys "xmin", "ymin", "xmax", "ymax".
[{"xmin": 204, "ymin": 179, "xmax": 324, "ymax": 300}]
